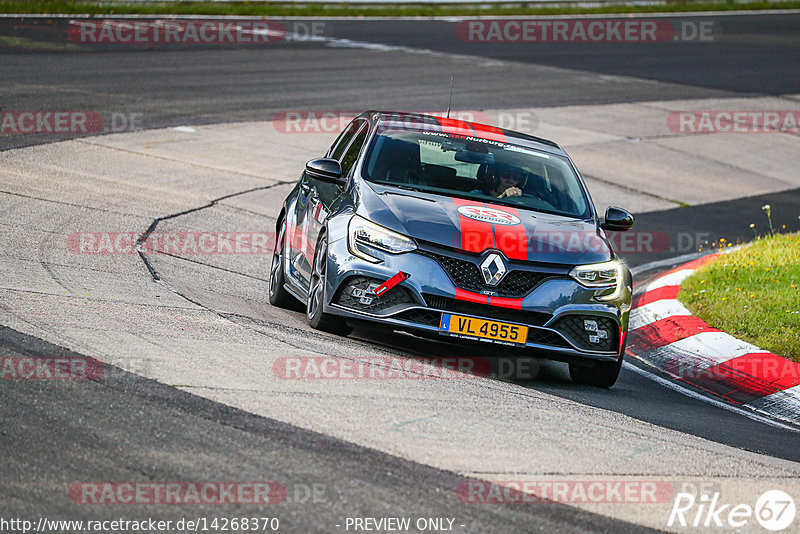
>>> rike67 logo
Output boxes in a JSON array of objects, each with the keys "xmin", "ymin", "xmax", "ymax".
[{"xmin": 669, "ymin": 489, "xmax": 796, "ymax": 531}]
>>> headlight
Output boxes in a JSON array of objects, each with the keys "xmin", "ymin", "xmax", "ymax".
[
  {"xmin": 348, "ymin": 215, "xmax": 416, "ymax": 263},
  {"xmin": 569, "ymin": 260, "xmax": 624, "ymax": 301}
]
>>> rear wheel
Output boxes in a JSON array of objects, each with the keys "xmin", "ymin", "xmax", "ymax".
[
  {"xmin": 269, "ymin": 219, "xmax": 304, "ymax": 310},
  {"xmin": 306, "ymin": 235, "xmax": 352, "ymax": 336},
  {"xmin": 569, "ymin": 356, "xmax": 622, "ymax": 388}
]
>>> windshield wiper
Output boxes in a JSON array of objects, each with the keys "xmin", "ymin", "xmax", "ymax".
[
  {"xmin": 394, "ymin": 184, "xmax": 423, "ymax": 192},
  {"xmin": 375, "ymin": 182, "xmax": 426, "ymax": 193}
]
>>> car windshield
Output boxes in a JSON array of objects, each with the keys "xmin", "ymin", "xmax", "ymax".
[{"xmin": 362, "ymin": 126, "xmax": 591, "ymax": 219}]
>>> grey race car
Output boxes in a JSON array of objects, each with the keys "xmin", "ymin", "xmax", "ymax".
[{"xmin": 270, "ymin": 111, "xmax": 635, "ymax": 387}]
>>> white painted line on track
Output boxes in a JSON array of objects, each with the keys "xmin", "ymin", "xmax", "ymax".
[{"xmin": 622, "ymin": 361, "xmax": 800, "ymax": 433}]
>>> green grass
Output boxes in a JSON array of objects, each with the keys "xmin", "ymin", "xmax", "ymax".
[
  {"xmin": 3, "ymin": 0, "xmax": 800, "ymax": 17},
  {"xmin": 680, "ymin": 232, "xmax": 800, "ymax": 362}
]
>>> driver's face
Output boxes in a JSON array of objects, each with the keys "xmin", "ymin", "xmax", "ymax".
[{"xmin": 497, "ymin": 170, "xmax": 520, "ymax": 190}]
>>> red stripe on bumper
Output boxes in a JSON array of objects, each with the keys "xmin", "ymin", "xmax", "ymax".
[
  {"xmin": 487, "ymin": 296, "xmax": 523, "ymax": 310},
  {"xmin": 455, "ymin": 288, "xmax": 489, "ymax": 305}
]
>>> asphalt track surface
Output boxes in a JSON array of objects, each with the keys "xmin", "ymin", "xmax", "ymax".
[
  {"xmin": 2, "ymin": 13, "xmax": 800, "ymax": 150},
  {"xmin": 2, "ymin": 12, "xmax": 800, "ymax": 532}
]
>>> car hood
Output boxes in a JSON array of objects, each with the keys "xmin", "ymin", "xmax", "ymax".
[{"xmin": 359, "ymin": 183, "xmax": 613, "ymax": 265}]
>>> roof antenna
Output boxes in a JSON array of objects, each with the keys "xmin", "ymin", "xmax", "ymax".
[{"xmin": 446, "ymin": 75, "xmax": 454, "ymax": 119}]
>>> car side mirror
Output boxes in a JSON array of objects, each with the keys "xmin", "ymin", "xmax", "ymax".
[
  {"xmin": 601, "ymin": 206, "xmax": 634, "ymax": 231},
  {"xmin": 305, "ymin": 158, "xmax": 346, "ymax": 186}
]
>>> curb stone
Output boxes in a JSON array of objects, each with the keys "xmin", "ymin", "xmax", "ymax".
[{"xmin": 627, "ymin": 253, "xmax": 800, "ymax": 427}]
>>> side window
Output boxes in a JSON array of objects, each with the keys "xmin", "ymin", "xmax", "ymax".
[
  {"xmin": 328, "ymin": 119, "xmax": 363, "ymax": 160},
  {"xmin": 339, "ymin": 122, "xmax": 369, "ymax": 177}
]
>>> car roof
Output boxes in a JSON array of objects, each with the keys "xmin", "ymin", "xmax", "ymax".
[{"xmin": 360, "ymin": 110, "xmax": 566, "ymax": 156}]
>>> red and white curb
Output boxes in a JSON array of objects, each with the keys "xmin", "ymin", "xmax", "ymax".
[{"xmin": 627, "ymin": 253, "xmax": 800, "ymax": 426}]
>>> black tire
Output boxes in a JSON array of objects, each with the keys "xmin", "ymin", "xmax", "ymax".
[
  {"xmin": 269, "ymin": 219, "xmax": 302, "ymax": 310},
  {"xmin": 306, "ymin": 234, "xmax": 352, "ymax": 336},
  {"xmin": 569, "ymin": 357, "xmax": 623, "ymax": 388}
]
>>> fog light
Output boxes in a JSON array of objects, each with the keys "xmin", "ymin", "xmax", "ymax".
[
  {"xmin": 583, "ymin": 320, "xmax": 598, "ymax": 332},
  {"xmin": 597, "ymin": 330, "xmax": 608, "ymax": 340},
  {"xmin": 351, "ymin": 284, "xmax": 379, "ymax": 305},
  {"xmin": 588, "ymin": 335, "xmax": 600, "ymax": 344}
]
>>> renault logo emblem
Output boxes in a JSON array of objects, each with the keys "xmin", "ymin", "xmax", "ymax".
[{"xmin": 480, "ymin": 253, "xmax": 507, "ymax": 286}]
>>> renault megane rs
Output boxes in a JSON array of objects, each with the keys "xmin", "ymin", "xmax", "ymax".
[{"xmin": 270, "ymin": 111, "xmax": 635, "ymax": 387}]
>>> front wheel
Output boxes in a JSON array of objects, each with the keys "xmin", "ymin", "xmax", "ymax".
[
  {"xmin": 569, "ymin": 357, "xmax": 622, "ymax": 388},
  {"xmin": 306, "ymin": 235, "xmax": 352, "ymax": 336}
]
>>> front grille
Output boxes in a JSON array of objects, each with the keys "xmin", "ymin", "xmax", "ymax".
[
  {"xmin": 552, "ymin": 315, "xmax": 618, "ymax": 352},
  {"xmin": 528, "ymin": 329, "xmax": 570, "ymax": 347},
  {"xmin": 422, "ymin": 294, "xmax": 550, "ymax": 327},
  {"xmin": 334, "ymin": 276, "xmax": 415, "ymax": 314},
  {"xmin": 394, "ymin": 309, "xmax": 441, "ymax": 326},
  {"xmin": 423, "ymin": 251, "xmax": 559, "ymax": 298}
]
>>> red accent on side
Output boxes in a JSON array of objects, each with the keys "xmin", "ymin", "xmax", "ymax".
[
  {"xmin": 634, "ymin": 285, "xmax": 681, "ymax": 308},
  {"xmin": 628, "ymin": 315, "xmax": 719, "ymax": 352},
  {"xmin": 619, "ymin": 327, "xmax": 626, "ymax": 354},
  {"xmin": 487, "ymin": 296, "xmax": 523, "ymax": 310},
  {"xmin": 286, "ymin": 223, "xmax": 314, "ymax": 260},
  {"xmin": 485, "ymin": 204, "xmax": 527, "ymax": 261},
  {"xmin": 455, "ymin": 288, "xmax": 489, "ymax": 305},
  {"xmin": 374, "ymin": 271, "xmax": 407, "ymax": 297},
  {"xmin": 452, "ymin": 198, "xmax": 494, "ymax": 253}
]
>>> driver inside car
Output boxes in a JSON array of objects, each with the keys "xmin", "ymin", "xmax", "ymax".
[{"xmin": 472, "ymin": 162, "xmax": 526, "ymax": 199}]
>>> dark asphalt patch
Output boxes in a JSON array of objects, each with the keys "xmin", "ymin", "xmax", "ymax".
[{"xmin": 0, "ymin": 325, "xmax": 652, "ymax": 532}]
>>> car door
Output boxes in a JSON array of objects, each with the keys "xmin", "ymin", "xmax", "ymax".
[{"xmin": 290, "ymin": 118, "xmax": 369, "ymax": 290}]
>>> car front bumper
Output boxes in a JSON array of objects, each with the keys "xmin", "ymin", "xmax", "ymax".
[{"xmin": 323, "ymin": 230, "xmax": 632, "ymax": 363}]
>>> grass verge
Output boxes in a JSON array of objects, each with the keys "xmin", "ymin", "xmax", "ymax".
[
  {"xmin": 2, "ymin": 0, "xmax": 800, "ymax": 17},
  {"xmin": 680, "ymin": 232, "xmax": 800, "ymax": 362}
]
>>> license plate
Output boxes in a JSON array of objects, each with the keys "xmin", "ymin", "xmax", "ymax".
[{"xmin": 439, "ymin": 313, "xmax": 528, "ymax": 346}]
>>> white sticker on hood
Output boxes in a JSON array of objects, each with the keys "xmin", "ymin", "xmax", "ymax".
[{"xmin": 457, "ymin": 205, "xmax": 521, "ymax": 226}]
